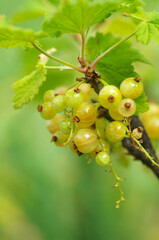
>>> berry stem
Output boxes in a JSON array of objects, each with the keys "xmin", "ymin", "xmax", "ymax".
[
  {"xmin": 81, "ymin": 32, "xmax": 86, "ymax": 66},
  {"xmin": 90, "ymin": 28, "xmax": 139, "ymax": 71},
  {"xmin": 32, "ymin": 42, "xmax": 86, "ymax": 73},
  {"xmin": 131, "ymin": 135, "xmax": 159, "ymax": 167},
  {"xmin": 44, "ymin": 66, "xmax": 74, "ymax": 70}
]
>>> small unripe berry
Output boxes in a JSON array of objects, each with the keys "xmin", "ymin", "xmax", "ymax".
[
  {"xmin": 96, "ymin": 151, "xmax": 110, "ymax": 166},
  {"xmin": 44, "ymin": 90, "xmax": 56, "ymax": 102},
  {"xmin": 99, "ymin": 85, "xmax": 122, "ymax": 109},
  {"xmin": 40, "ymin": 102, "xmax": 56, "ymax": 120},
  {"xmin": 105, "ymin": 121, "xmax": 127, "ymax": 142},
  {"xmin": 64, "ymin": 88, "xmax": 84, "ymax": 108},
  {"xmin": 118, "ymin": 98, "xmax": 136, "ymax": 117},
  {"xmin": 132, "ymin": 127, "xmax": 143, "ymax": 139},
  {"xmin": 46, "ymin": 114, "xmax": 64, "ymax": 134},
  {"xmin": 52, "ymin": 95, "xmax": 66, "ymax": 113},
  {"xmin": 120, "ymin": 77, "xmax": 143, "ymax": 99}
]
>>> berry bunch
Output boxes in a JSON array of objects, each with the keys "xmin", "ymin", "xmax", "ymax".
[{"xmin": 37, "ymin": 76, "xmax": 156, "ymax": 208}]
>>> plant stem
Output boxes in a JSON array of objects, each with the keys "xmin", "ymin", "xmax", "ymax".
[
  {"xmin": 44, "ymin": 66, "xmax": 73, "ymax": 70},
  {"xmin": 90, "ymin": 29, "xmax": 138, "ymax": 71},
  {"xmin": 32, "ymin": 42, "xmax": 85, "ymax": 73},
  {"xmin": 132, "ymin": 136, "xmax": 159, "ymax": 167},
  {"xmin": 81, "ymin": 32, "xmax": 85, "ymax": 65}
]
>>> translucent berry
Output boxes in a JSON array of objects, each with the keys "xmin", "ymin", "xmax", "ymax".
[
  {"xmin": 109, "ymin": 108, "xmax": 124, "ymax": 121},
  {"xmin": 44, "ymin": 90, "xmax": 56, "ymax": 102},
  {"xmin": 51, "ymin": 131, "xmax": 68, "ymax": 147},
  {"xmin": 120, "ymin": 77, "xmax": 143, "ymax": 99},
  {"xmin": 74, "ymin": 129, "xmax": 98, "ymax": 153},
  {"xmin": 39, "ymin": 102, "xmax": 56, "ymax": 120},
  {"xmin": 144, "ymin": 117, "xmax": 159, "ymax": 139},
  {"xmin": 52, "ymin": 95, "xmax": 66, "ymax": 113},
  {"xmin": 132, "ymin": 127, "xmax": 143, "ymax": 139},
  {"xmin": 140, "ymin": 102, "xmax": 159, "ymax": 122},
  {"xmin": 105, "ymin": 121, "xmax": 127, "ymax": 142},
  {"xmin": 99, "ymin": 85, "xmax": 122, "ymax": 109},
  {"xmin": 74, "ymin": 102, "xmax": 96, "ymax": 128},
  {"xmin": 79, "ymin": 83, "xmax": 92, "ymax": 101},
  {"xmin": 60, "ymin": 119, "xmax": 72, "ymax": 135},
  {"xmin": 96, "ymin": 151, "xmax": 110, "ymax": 166},
  {"xmin": 64, "ymin": 88, "xmax": 84, "ymax": 108},
  {"xmin": 118, "ymin": 98, "xmax": 136, "ymax": 117},
  {"xmin": 46, "ymin": 114, "xmax": 64, "ymax": 134}
]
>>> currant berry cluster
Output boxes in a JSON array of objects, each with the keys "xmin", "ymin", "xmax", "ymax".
[
  {"xmin": 37, "ymin": 76, "xmax": 145, "ymax": 166},
  {"xmin": 37, "ymin": 76, "xmax": 153, "ymax": 207}
]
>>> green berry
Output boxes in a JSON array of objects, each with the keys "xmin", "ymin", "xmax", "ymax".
[
  {"xmin": 120, "ymin": 77, "xmax": 143, "ymax": 99},
  {"xmin": 52, "ymin": 95, "xmax": 66, "ymax": 113},
  {"xmin": 44, "ymin": 90, "xmax": 56, "ymax": 102},
  {"xmin": 132, "ymin": 127, "xmax": 143, "ymax": 139},
  {"xmin": 64, "ymin": 88, "xmax": 84, "ymax": 108},
  {"xmin": 46, "ymin": 114, "xmax": 64, "ymax": 134},
  {"xmin": 96, "ymin": 151, "xmax": 110, "ymax": 166},
  {"xmin": 99, "ymin": 85, "xmax": 122, "ymax": 109},
  {"xmin": 109, "ymin": 108, "xmax": 124, "ymax": 121},
  {"xmin": 39, "ymin": 102, "xmax": 56, "ymax": 120},
  {"xmin": 105, "ymin": 121, "xmax": 127, "ymax": 142},
  {"xmin": 60, "ymin": 119, "xmax": 72, "ymax": 135},
  {"xmin": 74, "ymin": 129, "xmax": 98, "ymax": 153},
  {"xmin": 118, "ymin": 98, "xmax": 136, "ymax": 117},
  {"xmin": 74, "ymin": 102, "xmax": 96, "ymax": 128}
]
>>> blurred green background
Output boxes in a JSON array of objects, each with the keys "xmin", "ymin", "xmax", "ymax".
[{"xmin": 0, "ymin": 0, "xmax": 159, "ymax": 239}]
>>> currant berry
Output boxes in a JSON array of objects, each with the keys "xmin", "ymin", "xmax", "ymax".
[
  {"xmin": 74, "ymin": 102, "xmax": 96, "ymax": 128},
  {"xmin": 132, "ymin": 127, "xmax": 143, "ymax": 139},
  {"xmin": 120, "ymin": 77, "xmax": 143, "ymax": 99},
  {"xmin": 74, "ymin": 129, "xmax": 98, "ymax": 153},
  {"xmin": 51, "ymin": 131, "xmax": 68, "ymax": 147},
  {"xmin": 44, "ymin": 90, "xmax": 56, "ymax": 102},
  {"xmin": 60, "ymin": 119, "xmax": 72, "ymax": 135},
  {"xmin": 96, "ymin": 151, "xmax": 110, "ymax": 166},
  {"xmin": 46, "ymin": 114, "xmax": 64, "ymax": 134},
  {"xmin": 96, "ymin": 117, "xmax": 109, "ymax": 139},
  {"xmin": 105, "ymin": 121, "xmax": 127, "ymax": 142},
  {"xmin": 118, "ymin": 98, "xmax": 136, "ymax": 117},
  {"xmin": 99, "ymin": 85, "xmax": 122, "ymax": 109},
  {"xmin": 64, "ymin": 88, "xmax": 84, "ymax": 108},
  {"xmin": 91, "ymin": 139, "xmax": 110, "ymax": 157},
  {"xmin": 144, "ymin": 117, "xmax": 159, "ymax": 139},
  {"xmin": 79, "ymin": 83, "xmax": 92, "ymax": 101},
  {"xmin": 52, "ymin": 95, "xmax": 66, "ymax": 113},
  {"xmin": 39, "ymin": 102, "xmax": 56, "ymax": 120},
  {"xmin": 68, "ymin": 139, "xmax": 78, "ymax": 154},
  {"xmin": 109, "ymin": 108, "xmax": 124, "ymax": 121},
  {"xmin": 140, "ymin": 102, "xmax": 159, "ymax": 122}
]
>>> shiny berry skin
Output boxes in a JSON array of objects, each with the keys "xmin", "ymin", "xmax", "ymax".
[
  {"xmin": 52, "ymin": 131, "xmax": 68, "ymax": 147},
  {"xmin": 79, "ymin": 83, "xmax": 92, "ymax": 102},
  {"xmin": 44, "ymin": 90, "xmax": 56, "ymax": 102},
  {"xmin": 105, "ymin": 121, "xmax": 127, "ymax": 142},
  {"xmin": 143, "ymin": 117, "xmax": 159, "ymax": 139},
  {"xmin": 118, "ymin": 98, "xmax": 136, "ymax": 117},
  {"xmin": 40, "ymin": 102, "xmax": 56, "ymax": 120},
  {"xmin": 132, "ymin": 127, "xmax": 143, "ymax": 139},
  {"xmin": 109, "ymin": 108, "xmax": 124, "ymax": 121},
  {"xmin": 55, "ymin": 86, "xmax": 68, "ymax": 95},
  {"xmin": 74, "ymin": 129, "xmax": 98, "ymax": 153},
  {"xmin": 74, "ymin": 103, "xmax": 96, "ymax": 128},
  {"xmin": 52, "ymin": 95, "xmax": 66, "ymax": 113},
  {"xmin": 99, "ymin": 85, "xmax": 122, "ymax": 109},
  {"xmin": 60, "ymin": 119, "xmax": 72, "ymax": 135},
  {"xmin": 46, "ymin": 114, "xmax": 64, "ymax": 134},
  {"xmin": 64, "ymin": 88, "xmax": 84, "ymax": 108},
  {"xmin": 120, "ymin": 77, "xmax": 143, "ymax": 99},
  {"xmin": 96, "ymin": 151, "xmax": 110, "ymax": 166}
]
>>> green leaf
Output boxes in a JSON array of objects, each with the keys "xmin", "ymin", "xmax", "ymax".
[
  {"xmin": 134, "ymin": 92, "xmax": 149, "ymax": 115},
  {"xmin": 42, "ymin": 0, "xmax": 121, "ymax": 37},
  {"xmin": 0, "ymin": 21, "xmax": 44, "ymax": 49},
  {"xmin": 86, "ymin": 33, "xmax": 150, "ymax": 88},
  {"xmin": 12, "ymin": 64, "xmax": 47, "ymax": 109},
  {"xmin": 129, "ymin": 10, "xmax": 159, "ymax": 44},
  {"xmin": 120, "ymin": 0, "xmax": 144, "ymax": 14}
]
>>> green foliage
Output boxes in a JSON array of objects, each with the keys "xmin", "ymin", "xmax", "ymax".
[
  {"xmin": 12, "ymin": 64, "xmax": 47, "ymax": 109},
  {"xmin": 134, "ymin": 92, "xmax": 149, "ymax": 114},
  {"xmin": 42, "ymin": 0, "xmax": 121, "ymax": 37},
  {"xmin": 86, "ymin": 33, "xmax": 149, "ymax": 113},
  {"xmin": 0, "ymin": 24, "xmax": 41, "ymax": 49}
]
